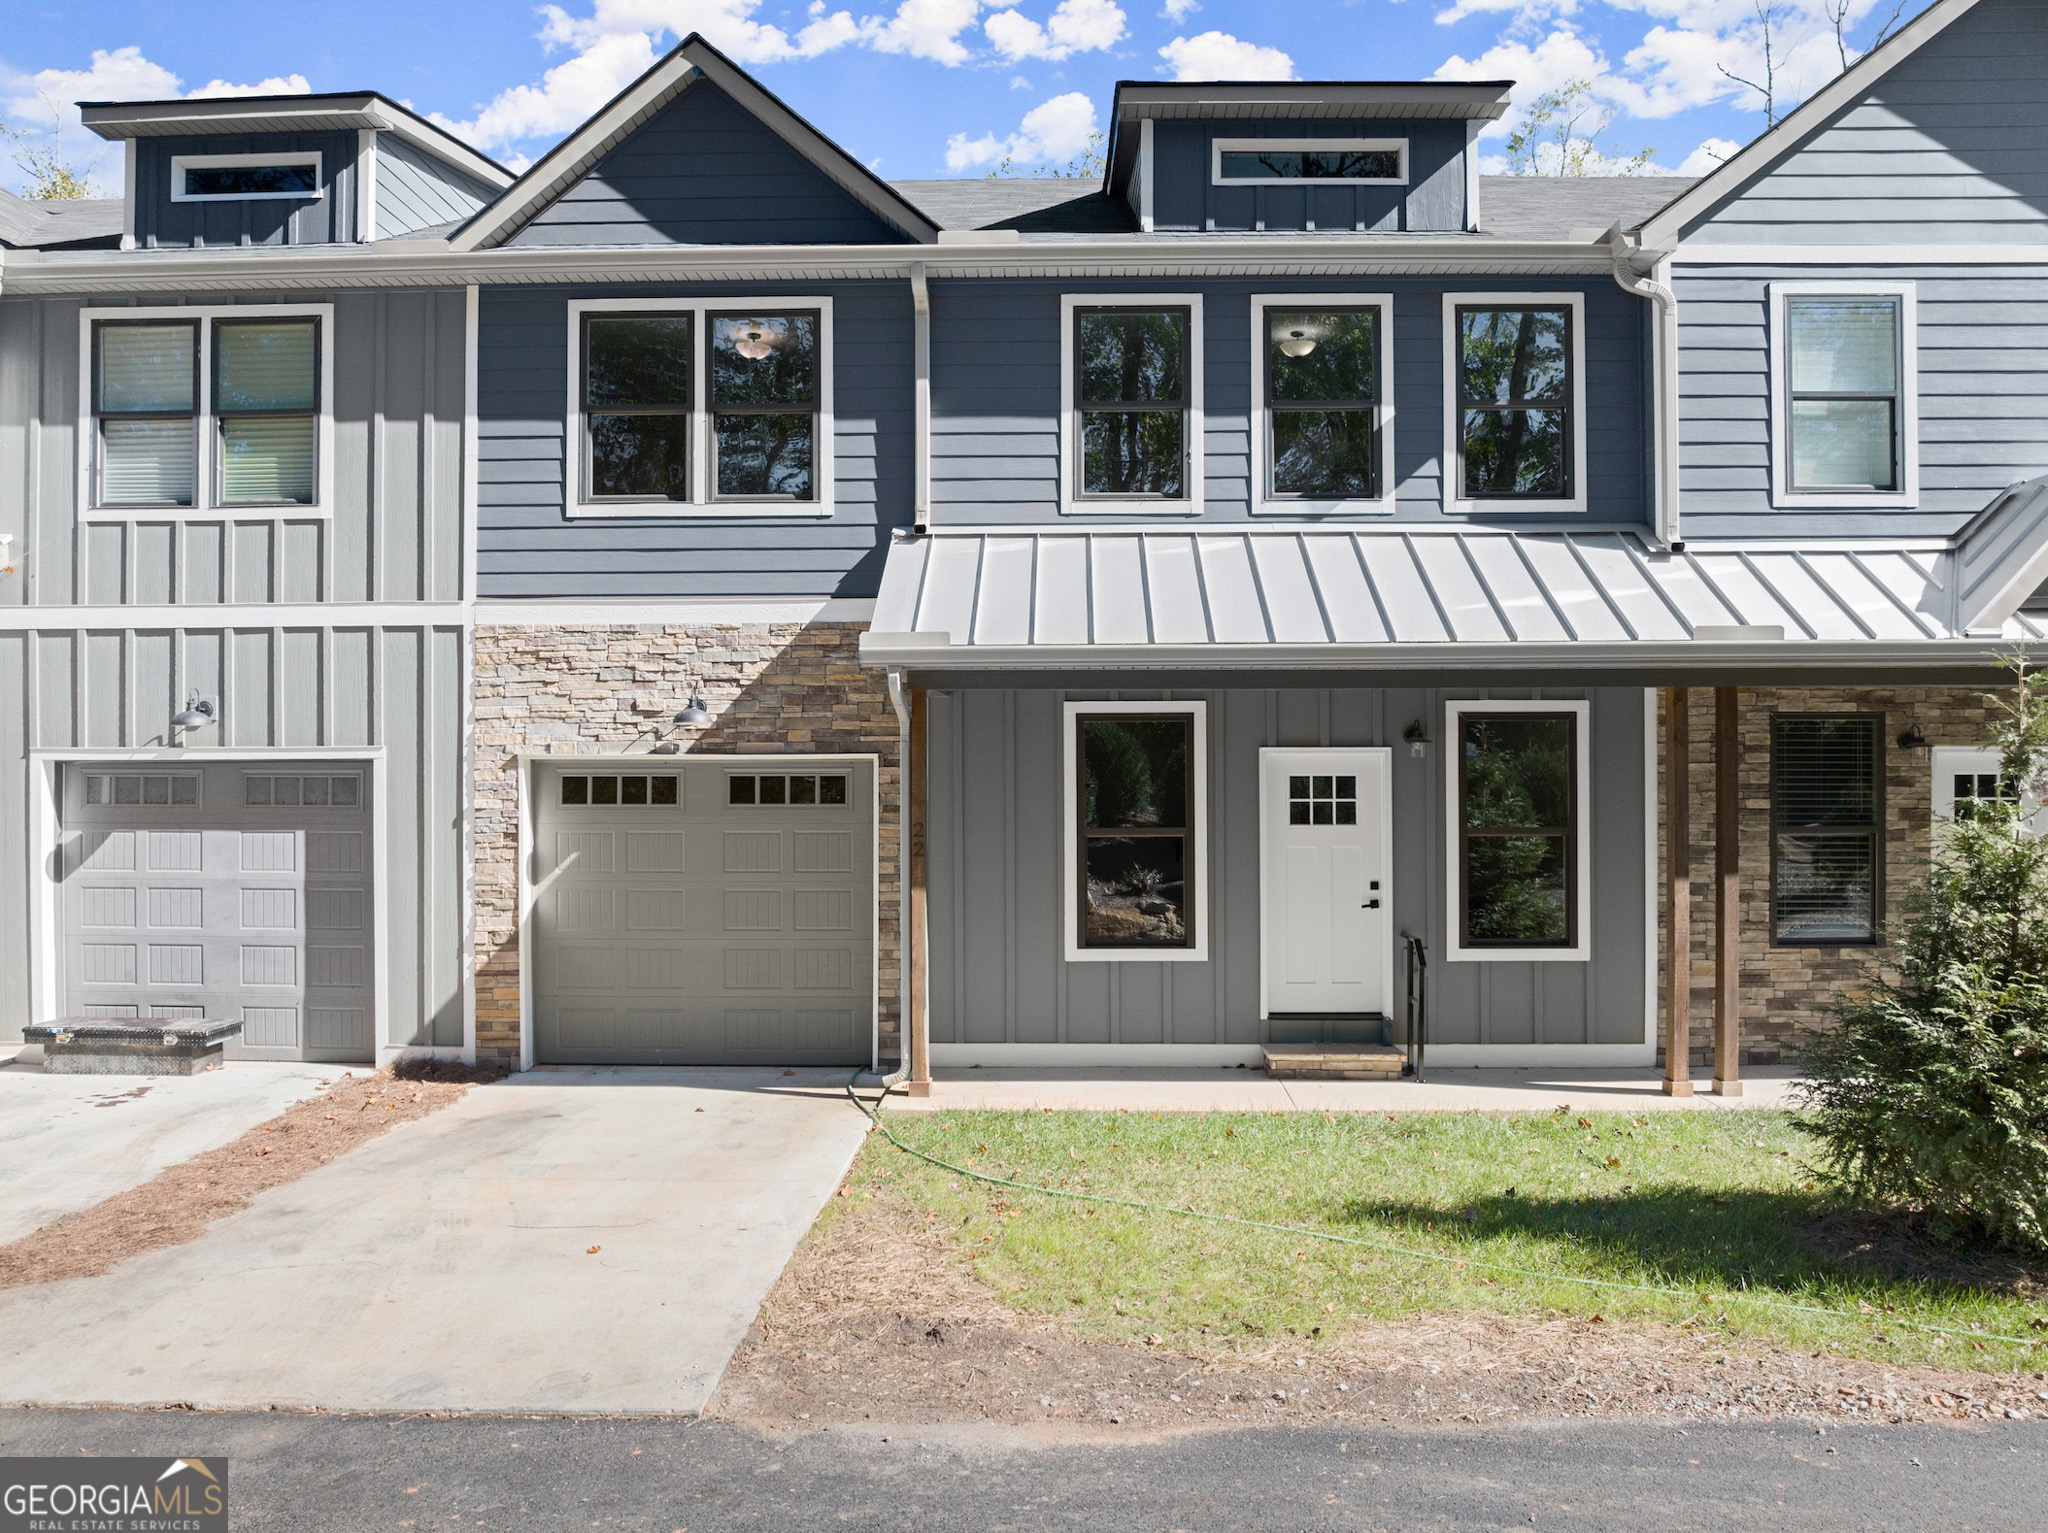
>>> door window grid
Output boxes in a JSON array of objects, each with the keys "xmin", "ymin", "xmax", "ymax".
[
  {"xmin": 559, "ymin": 774, "xmax": 680, "ymax": 807},
  {"xmin": 1951, "ymin": 772, "xmax": 2014, "ymax": 819},
  {"xmin": 728, "ymin": 773, "xmax": 849, "ymax": 806},
  {"xmin": 83, "ymin": 772, "xmax": 201, "ymax": 807},
  {"xmin": 1288, "ymin": 774, "xmax": 1357, "ymax": 825},
  {"xmin": 244, "ymin": 774, "xmax": 362, "ymax": 808}
]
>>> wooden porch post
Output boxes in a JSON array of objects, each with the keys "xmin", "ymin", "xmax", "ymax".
[
  {"xmin": 1663, "ymin": 687, "xmax": 1694, "ymax": 1096},
  {"xmin": 906, "ymin": 686, "xmax": 932, "ymax": 1097},
  {"xmin": 1713, "ymin": 686, "xmax": 1742, "ymax": 1096}
]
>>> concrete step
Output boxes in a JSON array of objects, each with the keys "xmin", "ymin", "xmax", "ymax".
[{"xmin": 1262, "ymin": 1044, "xmax": 1407, "ymax": 1080}]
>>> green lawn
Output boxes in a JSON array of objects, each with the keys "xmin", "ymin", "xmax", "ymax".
[{"xmin": 845, "ymin": 1104, "xmax": 2048, "ymax": 1372}]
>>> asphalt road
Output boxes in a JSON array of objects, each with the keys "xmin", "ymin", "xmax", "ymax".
[{"xmin": 2, "ymin": 1410, "xmax": 2041, "ymax": 1531}]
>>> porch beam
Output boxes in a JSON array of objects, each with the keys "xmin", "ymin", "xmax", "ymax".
[
  {"xmin": 1663, "ymin": 687, "xmax": 1694, "ymax": 1096},
  {"xmin": 906, "ymin": 686, "xmax": 932, "ymax": 1096},
  {"xmin": 1713, "ymin": 686, "xmax": 1742, "ymax": 1095}
]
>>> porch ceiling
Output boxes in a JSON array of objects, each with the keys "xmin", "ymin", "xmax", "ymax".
[{"xmin": 860, "ymin": 526, "xmax": 2048, "ymax": 675}]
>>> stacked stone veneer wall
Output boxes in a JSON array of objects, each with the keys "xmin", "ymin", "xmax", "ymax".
[
  {"xmin": 1655, "ymin": 684, "xmax": 2003, "ymax": 1068},
  {"xmin": 472, "ymin": 622, "xmax": 899, "ymax": 1069}
]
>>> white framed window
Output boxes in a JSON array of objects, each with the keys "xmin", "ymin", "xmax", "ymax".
[
  {"xmin": 1441, "ymin": 292, "xmax": 1587, "ymax": 515},
  {"xmin": 1931, "ymin": 745, "xmax": 2044, "ymax": 833},
  {"xmin": 563, "ymin": 297, "xmax": 835, "ymax": 519},
  {"xmin": 1444, "ymin": 699, "xmax": 1591, "ymax": 963},
  {"xmin": 170, "ymin": 152, "xmax": 323, "ymax": 202},
  {"xmin": 1062, "ymin": 701, "xmax": 1208, "ymax": 962},
  {"xmin": 1769, "ymin": 281, "xmax": 1918, "ymax": 509},
  {"xmin": 1250, "ymin": 293, "xmax": 1395, "ymax": 515},
  {"xmin": 78, "ymin": 303, "xmax": 335, "ymax": 519},
  {"xmin": 1212, "ymin": 139, "xmax": 1407, "ymax": 186},
  {"xmin": 1059, "ymin": 293, "xmax": 1204, "ymax": 516}
]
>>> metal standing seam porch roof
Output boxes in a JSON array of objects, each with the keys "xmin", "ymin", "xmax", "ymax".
[{"xmin": 860, "ymin": 526, "xmax": 2048, "ymax": 673}]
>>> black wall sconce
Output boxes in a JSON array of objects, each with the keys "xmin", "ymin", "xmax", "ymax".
[
  {"xmin": 1402, "ymin": 719, "xmax": 1431, "ymax": 758},
  {"xmin": 1896, "ymin": 723, "xmax": 1929, "ymax": 749}
]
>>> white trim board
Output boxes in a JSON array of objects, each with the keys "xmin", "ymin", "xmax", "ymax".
[
  {"xmin": 0, "ymin": 603, "xmax": 470, "ymax": 630},
  {"xmin": 169, "ymin": 151, "xmax": 323, "ymax": 203},
  {"xmin": 1249, "ymin": 293, "xmax": 1396, "ymax": 517},
  {"xmin": 474, "ymin": 598, "xmax": 875, "ymax": 626},
  {"xmin": 76, "ymin": 302, "xmax": 337, "ymax": 522},
  {"xmin": 1059, "ymin": 293, "xmax": 1206, "ymax": 517},
  {"xmin": 1439, "ymin": 291, "xmax": 1587, "ymax": 516},
  {"xmin": 1442, "ymin": 698, "xmax": 1594, "ymax": 963},
  {"xmin": 1675, "ymin": 244, "xmax": 2048, "ymax": 266},
  {"xmin": 1419, "ymin": 1044, "xmax": 1656, "ymax": 1067},
  {"xmin": 930, "ymin": 1044, "xmax": 1265, "ymax": 1067},
  {"xmin": 562, "ymin": 296, "xmax": 836, "ymax": 521},
  {"xmin": 1767, "ymin": 281, "xmax": 1919, "ymax": 510},
  {"xmin": 1061, "ymin": 700, "xmax": 1211, "ymax": 963}
]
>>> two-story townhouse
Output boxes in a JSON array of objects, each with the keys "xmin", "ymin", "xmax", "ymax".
[
  {"xmin": 6, "ymin": 10, "xmax": 2048, "ymax": 1089},
  {"xmin": 0, "ymin": 94, "xmax": 503, "ymax": 1066}
]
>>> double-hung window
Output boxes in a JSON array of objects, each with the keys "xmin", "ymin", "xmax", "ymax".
[
  {"xmin": 1063, "ymin": 702, "xmax": 1207, "ymax": 959},
  {"xmin": 566, "ymin": 299, "xmax": 832, "ymax": 516},
  {"xmin": 1061, "ymin": 296, "xmax": 1203, "ymax": 512},
  {"xmin": 1772, "ymin": 713, "xmax": 1884, "ymax": 945},
  {"xmin": 1771, "ymin": 283, "xmax": 1917, "ymax": 506},
  {"xmin": 1445, "ymin": 700, "xmax": 1589, "ymax": 960},
  {"xmin": 1443, "ymin": 294, "xmax": 1585, "ymax": 513},
  {"xmin": 1252, "ymin": 294, "xmax": 1392, "ymax": 512},
  {"xmin": 85, "ymin": 305, "xmax": 330, "ymax": 515}
]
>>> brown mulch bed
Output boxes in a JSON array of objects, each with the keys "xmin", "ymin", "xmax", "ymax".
[
  {"xmin": 712, "ymin": 1190, "xmax": 2048, "ymax": 1433},
  {"xmin": 0, "ymin": 1060, "xmax": 502, "ymax": 1290}
]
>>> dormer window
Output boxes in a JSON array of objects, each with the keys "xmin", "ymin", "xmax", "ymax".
[
  {"xmin": 1212, "ymin": 139, "xmax": 1406, "ymax": 186},
  {"xmin": 171, "ymin": 153, "xmax": 322, "ymax": 202}
]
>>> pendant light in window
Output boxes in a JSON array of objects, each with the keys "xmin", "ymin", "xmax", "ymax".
[
  {"xmin": 1277, "ymin": 328, "xmax": 1318, "ymax": 358},
  {"xmin": 734, "ymin": 324, "xmax": 774, "ymax": 361}
]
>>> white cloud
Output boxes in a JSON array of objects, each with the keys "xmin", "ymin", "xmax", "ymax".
[
  {"xmin": 864, "ymin": 0, "xmax": 988, "ymax": 65},
  {"xmin": 985, "ymin": 0, "xmax": 1126, "ymax": 62},
  {"xmin": 1433, "ymin": 0, "xmax": 1577, "ymax": 26},
  {"xmin": 439, "ymin": 28, "xmax": 663, "ymax": 148},
  {"xmin": 944, "ymin": 87, "xmax": 1096, "ymax": 169},
  {"xmin": 1, "ymin": 46, "xmax": 312, "ymax": 196},
  {"xmin": 1434, "ymin": 27, "xmax": 1609, "ymax": 133},
  {"xmin": 1677, "ymin": 136, "xmax": 1741, "ymax": 175},
  {"xmin": 1158, "ymin": 30, "xmax": 1294, "ymax": 81},
  {"xmin": 1159, "ymin": 0, "xmax": 1199, "ymax": 18}
]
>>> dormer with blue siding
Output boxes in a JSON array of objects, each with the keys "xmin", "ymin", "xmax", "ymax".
[
  {"xmin": 80, "ymin": 93, "xmax": 511, "ymax": 248},
  {"xmin": 1105, "ymin": 81, "xmax": 1510, "ymax": 235}
]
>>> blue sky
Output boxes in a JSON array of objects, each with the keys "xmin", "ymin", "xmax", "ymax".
[{"xmin": 1, "ymin": 0, "xmax": 1921, "ymax": 196}]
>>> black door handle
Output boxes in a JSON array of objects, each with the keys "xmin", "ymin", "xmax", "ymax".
[{"xmin": 1363, "ymin": 899, "xmax": 1381, "ymax": 909}]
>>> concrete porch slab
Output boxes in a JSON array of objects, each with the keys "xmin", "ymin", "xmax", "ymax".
[
  {"xmin": 0, "ymin": 1067, "xmax": 870, "ymax": 1416},
  {"xmin": 0, "ymin": 1059, "xmax": 354, "ymax": 1245},
  {"xmin": 874, "ymin": 1066, "xmax": 1805, "ymax": 1115}
]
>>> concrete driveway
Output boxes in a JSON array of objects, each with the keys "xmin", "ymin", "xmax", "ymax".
[
  {"xmin": 0, "ymin": 1060, "xmax": 351, "ymax": 1244},
  {"xmin": 0, "ymin": 1067, "xmax": 869, "ymax": 1416}
]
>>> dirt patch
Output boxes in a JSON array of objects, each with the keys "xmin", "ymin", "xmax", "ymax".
[
  {"xmin": 713, "ymin": 1188, "xmax": 2048, "ymax": 1432},
  {"xmin": 0, "ymin": 1062, "xmax": 502, "ymax": 1290},
  {"xmin": 1810, "ymin": 1212, "xmax": 2048, "ymax": 1300}
]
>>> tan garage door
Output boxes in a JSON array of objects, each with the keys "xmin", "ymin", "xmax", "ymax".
[
  {"xmin": 532, "ymin": 756, "xmax": 875, "ymax": 1066},
  {"xmin": 59, "ymin": 759, "xmax": 377, "ymax": 1063}
]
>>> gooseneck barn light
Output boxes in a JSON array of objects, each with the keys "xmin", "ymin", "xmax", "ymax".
[
  {"xmin": 171, "ymin": 696, "xmax": 217, "ymax": 732},
  {"xmin": 675, "ymin": 696, "xmax": 713, "ymax": 726}
]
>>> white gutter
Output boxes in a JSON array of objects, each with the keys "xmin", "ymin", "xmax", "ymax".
[
  {"xmin": 857, "ymin": 635, "xmax": 2045, "ymax": 672},
  {"xmin": 1, "ymin": 236, "xmax": 1637, "ymax": 295},
  {"xmin": 1610, "ymin": 229, "xmax": 1681, "ymax": 548},
  {"xmin": 910, "ymin": 262, "xmax": 931, "ymax": 530}
]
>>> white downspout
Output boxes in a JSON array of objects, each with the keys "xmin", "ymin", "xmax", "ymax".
[
  {"xmin": 910, "ymin": 262, "xmax": 931, "ymax": 533},
  {"xmin": 1611, "ymin": 231, "xmax": 1681, "ymax": 548}
]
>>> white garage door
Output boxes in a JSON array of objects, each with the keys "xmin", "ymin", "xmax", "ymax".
[
  {"xmin": 532, "ymin": 756, "xmax": 874, "ymax": 1066},
  {"xmin": 59, "ymin": 760, "xmax": 376, "ymax": 1063}
]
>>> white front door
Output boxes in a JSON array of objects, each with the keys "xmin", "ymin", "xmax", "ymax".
[{"xmin": 1260, "ymin": 748, "xmax": 1392, "ymax": 1018}]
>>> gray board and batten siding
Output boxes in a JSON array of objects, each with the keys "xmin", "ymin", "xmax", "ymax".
[
  {"xmin": 128, "ymin": 133, "xmax": 363, "ymax": 249},
  {"xmin": 1149, "ymin": 119, "xmax": 1472, "ymax": 234},
  {"xmin": 925, "ymin": 686, "xmax": 1648, "ymax": 1051},
  {"xmin": 473, "ymin": 282, "xmax": 912, "ymax": 600},
  {"xmin": 0, "ymin": 290, "xmax": 469, "ymax": 607},
  {"xmin": 928, "ymin": 277, "xmax": 1650, "ymax": 526},
  {"xmin": 0, "ymin": 623, "xmax": 468, "ymax": 1055},
  {"xmin": 1678, "ymin": 0, "xmax": 2048, "ymax": 245},
  {"xmin": 507, "ymin": 80, "xmax": 919, "ymax": 248},
  {"xmin": 1675, "ymin": 264, "xmax": 2048, "ymax": 540},
  {"xmin": 374, "ymin": 135, "xmax": 502, "ymax": 240}
]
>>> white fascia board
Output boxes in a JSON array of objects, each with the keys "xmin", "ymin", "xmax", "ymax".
[
  {"xmin": 1673, "ymin": 244, "xmax": 2048, "ymax": 266},
  {"xmin": 1639, "ymin": 0, "xmax": 1986, "ymax": 252},
  {"xmin": 475, "ymin": 598, "xmax": 877, "ymax": 625},
  {"xmin": 3, "ymin": 238, "xmax": 1630, "ymax": 295}
]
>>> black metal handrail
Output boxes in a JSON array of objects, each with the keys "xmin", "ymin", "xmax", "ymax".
[{"xmin": 1401, "ymin": 932, "xmax": 1428, "ymax": 1082}]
